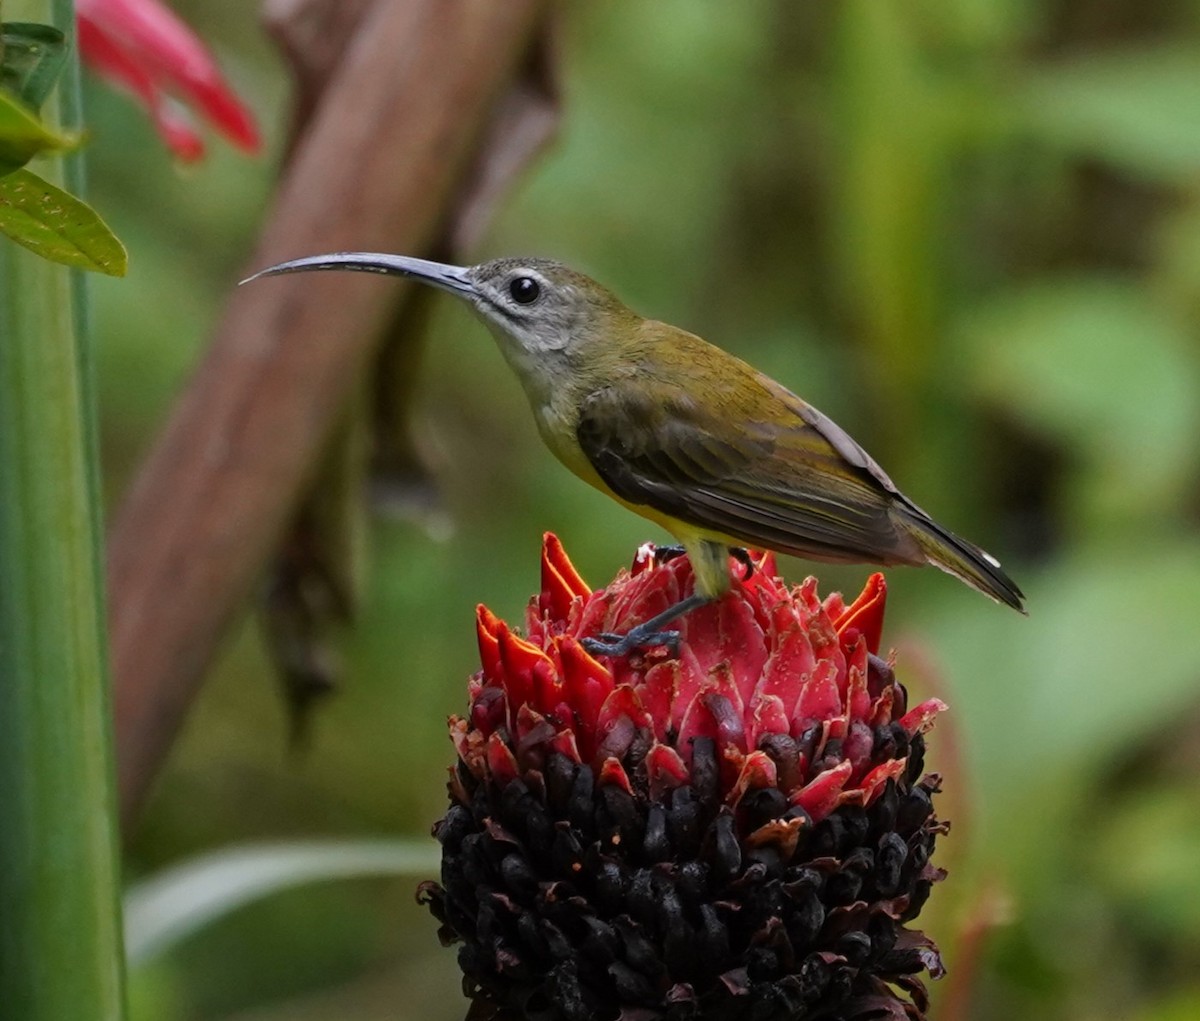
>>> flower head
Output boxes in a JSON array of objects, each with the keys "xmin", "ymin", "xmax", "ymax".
[
  {"xmin": 77, "ymin": 0, "xmax": 261, "ymax": 161},
  {"xmin": 421, "ymin": 536, "xmax": 948, "ymax": 1021}
]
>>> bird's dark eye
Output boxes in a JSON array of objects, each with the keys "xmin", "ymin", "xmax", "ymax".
[{"xmin": 509, "ymin": 276, "xmax": 540, "ymax": 304}]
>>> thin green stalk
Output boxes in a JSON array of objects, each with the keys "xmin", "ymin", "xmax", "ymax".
[{"xmin": 0, "ymin": 1, "xmax": 127, "ymax": 1018}]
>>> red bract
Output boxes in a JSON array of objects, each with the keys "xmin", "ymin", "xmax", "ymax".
[
  {"xmin": 77, "ymin": 0, "xmax": 261, "ymax": 161},
  {"xmin": 458, "ymin": 534, "xmax": 945, "ymax": 830}
]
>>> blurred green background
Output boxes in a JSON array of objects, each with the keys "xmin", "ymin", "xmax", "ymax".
[{"xmin": 84, "ymin": 1, "xmax": 1200, "ymax": 1019}]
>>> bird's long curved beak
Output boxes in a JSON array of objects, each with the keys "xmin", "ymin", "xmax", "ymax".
[{"xmin": 240, "ymin": 252, "xmax": 476, "ymax": 296}]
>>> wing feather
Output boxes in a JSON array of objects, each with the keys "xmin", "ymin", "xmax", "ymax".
[{"xmin": 575, "ymin": 380, "xmax": 922, "ymax": 566}]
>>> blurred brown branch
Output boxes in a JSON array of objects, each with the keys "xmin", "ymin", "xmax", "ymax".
[
  {"xmin": 938, "ymin": 881, "xmax": 1012, "ymax": 1021},
  {"xmin": 107, "ymin": 0, "xmax": 557, "ymax": 830}
]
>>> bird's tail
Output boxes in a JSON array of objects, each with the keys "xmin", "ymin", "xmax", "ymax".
[{"xmin": 897, "ymin": 508, "xmax": 1026, "ymax": 613}]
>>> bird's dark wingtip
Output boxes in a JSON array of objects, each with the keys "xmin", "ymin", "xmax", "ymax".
[{"xmin": 898, "ymin": 508, "xmax": 1027, "ymax": 614}]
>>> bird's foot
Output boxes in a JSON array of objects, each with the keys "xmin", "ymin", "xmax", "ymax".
[
  {"xmin": 582, "ymin": 622, "xmax": 682, "ymax": 658},
  {"xmin": 581, "ymin": 592, "xmax": 711, "ymax": 659},
  {"xmin": 652, "ymin": 543, "xmax": 687, "ymax": 565},
  {"xmin": 729, "ymin": 546, "xmax": 755, "ymax": 580}
]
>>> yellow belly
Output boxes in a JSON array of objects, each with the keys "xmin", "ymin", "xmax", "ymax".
[{"xmin": 537, "ymin": 417, "xmax": 737, "ymax": 598}]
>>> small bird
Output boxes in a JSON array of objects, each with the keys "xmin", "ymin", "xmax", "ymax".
[{"xmin": 245, "ymin": 253, "xmax": 1025, "ymax": 656}]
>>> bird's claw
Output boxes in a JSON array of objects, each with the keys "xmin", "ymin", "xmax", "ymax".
[
  {"xmin": 729, "ymin": 546, "xmax": 755, "ymax": 580},
  {"xmin": 652, "ymin": 544, "xmax": 687, "ymax": 565},
  {"xmin": 582, "ymin": 624, "xmax": 682, "ymax": 658}
]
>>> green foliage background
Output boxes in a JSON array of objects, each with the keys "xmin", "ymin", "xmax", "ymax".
[{"xmin": 84, "ymin": 1, "xmax": 1200, "ymax": 1019}]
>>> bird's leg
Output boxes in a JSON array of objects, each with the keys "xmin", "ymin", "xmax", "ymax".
[
  {"xmin": 581, "ymin": 592, "xmax": 712, "ymax": 658},
  {"xmin": 729, "ymin": 546, "xmax": 755, "ymax": 580},
  {"xmin": 658, "ymin": 543, "xmax": 754, "ymax": 581}
]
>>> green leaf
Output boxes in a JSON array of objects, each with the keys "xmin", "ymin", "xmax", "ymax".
[
  {"xmin": 920, "ymin": 537, "xmax": 1200, "ymax": 866},
  {"xmin": 1019, "ymin": 44, "xmax": 1200, "ymax": 183},
  {"xmin": 956, "ymin": 277, "xmax": 1200, "ymax": 519},
  {"xmin": 1136, "ymin": 990, "xmax": 1200, "ymax": 1021},
  {"xmin": 0, "ymin": 169, "xmax": 127, "ymax": 275},
  {"xmin": 123, "ymin": 840, "xmax": 440, "ymax": 966},
  {"xmin": 0, "ymin": 11, "xmax": 127, "ymax": 1008},
  {"xmin": 0, "ymin": 85, "xmax": 75, "ymax": 173},
  {"xmin": 1091, "ymin": 788, "xmax": 1200, "ymax": 941},
  {"xmin": 1, "ymin": 22, "xmax": 68, "ymax": 109}
]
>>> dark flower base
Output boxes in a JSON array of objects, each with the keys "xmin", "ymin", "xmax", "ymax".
[{"xmin": 420, "ymin": 730, "xmax": 946, "ymax": 1021}]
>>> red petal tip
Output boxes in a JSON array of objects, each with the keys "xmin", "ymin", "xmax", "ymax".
[
  {"xmin": 77, "ymin": 0, "xmax": 261, "ymax": 158},
  {"xmin": 475, "ymin": 604, "xmax": 504, "ymax": 680},
  {"xmin": 598, "ymin": 757, "xmax": 634, "ymax": 795},
  {"xmin": 834, "ymin": 573, "xmax": 887, "ymax": 656},
  {"xmin": 540, "ymin": 533, "xmax": 591, "ymax": 621},
  {"xmin": 645, "ymin": 742, "xmax": 689, "ymax": 797},
  {"xmin": 791, "ymin": 760, "xmax": 853, "ymax": 822},
  {"xmin": 899, "ymin": 698, "xmax": 949, "ymax": 736},
  {"xmin": 728, "ymin": 750, "xmax": 778, "ymax": 807},
  {"xmin": 485, "ymin": 733, "xmax": 519, "ymax": 787},
  {"xmin": 860, "ymin": 758, "xmax": 908, "ymax": 804}
]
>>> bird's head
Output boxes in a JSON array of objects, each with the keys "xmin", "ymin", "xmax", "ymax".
[{"xmin": 243, "ymin": 253, "xmax": 639, "ymax": 390}]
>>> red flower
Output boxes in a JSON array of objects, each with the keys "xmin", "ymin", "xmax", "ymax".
[
  {"xmin": 466, "ymin": 536, "xmax": 943, "ymax": 822},
  {"xmin": 77, "ymin": 0, "xmax": 260, "ymax": 161},
  {"xmin": 423, "ymin": 535, "xmax": 948, "ymax": 1021}
]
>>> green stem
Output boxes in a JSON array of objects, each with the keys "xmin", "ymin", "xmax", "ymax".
[{"xmin": 0, "ymin": 2, "xmax": 127, "ymax": 1019}]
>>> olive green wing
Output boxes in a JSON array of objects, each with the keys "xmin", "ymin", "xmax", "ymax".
[{"xmin": 575, "ymin": 383, "xmax": 922, "ymax": 566}]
